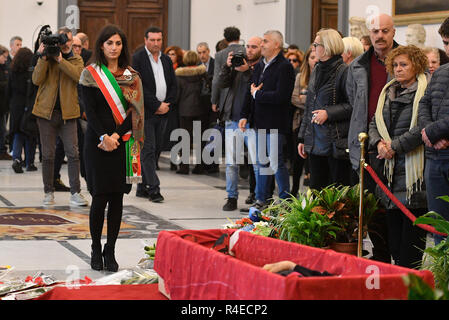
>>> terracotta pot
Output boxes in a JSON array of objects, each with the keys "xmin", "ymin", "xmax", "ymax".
[{"xmin": 330, "ymin": 242, "xmax": 358, "ymax": 256}]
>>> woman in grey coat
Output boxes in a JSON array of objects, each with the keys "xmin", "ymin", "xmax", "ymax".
[{"xmin": 368, "ymin": 45, "xmax": 429, "ymax": 269}]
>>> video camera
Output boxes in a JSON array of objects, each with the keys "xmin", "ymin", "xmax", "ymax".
[
  {"xmin": 38, "ymin": 25, "xmax": 69, "ymax": 58},
  {"xmin": 231, "ymin": 52, "xmax": 246, "ymax": 68}
]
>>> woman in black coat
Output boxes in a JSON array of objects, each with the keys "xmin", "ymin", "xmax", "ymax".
[
  {"xmin": 7, "ymin": 47, "xmax": 37, "ymax": 173},
  {"xmin": 79, "ymin": 25, "xmax": 144, "ymax": 272},
  {"xmin": 369, "ymin": 45, "xmax": 429, "ymax": 269},
  {"xmin": 298, "ymin": 29, "xmax": 352, "ymax": 190},
  {"xmin": 174, "ymin": 50, "xmax": 208, "ymax": 174}
]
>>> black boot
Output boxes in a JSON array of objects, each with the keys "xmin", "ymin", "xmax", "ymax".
[
  {"xmin": 103, "ymin": 243, "xmax": 119, "ymax": 272},
  {"xmin": 91, "ymin": 244, "xmax": 103, "ymax": 271}
]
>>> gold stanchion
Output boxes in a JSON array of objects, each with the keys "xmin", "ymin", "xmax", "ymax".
[{"xmin": 358, "ymin": 133, "xmax": 368, "ymax": 258}]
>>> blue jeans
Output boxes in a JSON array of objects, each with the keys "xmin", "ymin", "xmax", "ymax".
[
  {"xmin": 225, "ymin": 121, "xmax": 258, "ymax": 199},
  {"xmin": 255, "ymin": 130, "xmax": 290, "ymax": 203},
  {"xmin": 12, "ymin": 132, "xmax": 37, "ymax": 168},
  {"xmin": 425, "ymin": 158, "xmax": 449, "ymax": 245}
]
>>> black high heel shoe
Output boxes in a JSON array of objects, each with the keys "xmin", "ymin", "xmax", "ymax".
[
  {"xmin": 91, "ymin": 244, "xmax": 103, "ymax": 271},
  {"xmin": 102, "ymin": 243, "xmax": 119, "ymax": 272}
]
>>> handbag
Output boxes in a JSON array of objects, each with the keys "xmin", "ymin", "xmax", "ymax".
[
  {"xmin": 200, "ymin": 73, "xmax": 211, "ymax": 97},
  {"xmin": 20, "ymin": 106, "xmax": 38, "ymax": 137},
  {"xmin": 331, "ymin": 64, "xmax": 349, "ymax": 160}
]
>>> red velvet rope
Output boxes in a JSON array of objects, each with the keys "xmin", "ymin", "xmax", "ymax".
[{"xmin": 364, "ymin": 164, "xmax": 447, "ymax": 237}]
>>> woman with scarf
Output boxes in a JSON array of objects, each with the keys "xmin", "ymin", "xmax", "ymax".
[
  {"xmin": 298, "ymin": 28, "xmax": 352, "ymax": 190},
  {"xmin": 368, "ymin": 45, "xmax": 429, "ymax": 269},
  {"xmin": 79, "ymin": 25, "xmax": 144, "ymax": 272}
]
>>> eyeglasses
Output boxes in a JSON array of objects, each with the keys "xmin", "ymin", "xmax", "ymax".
[
  {"xmin": 312, "ymin": 42, "xmax": 324, "ymax": 48},
  {"xmin": 72, "ymin": 44, "xmax": 82, "ymax": 48},
  {"xmin": 289, "ymin": 59, "xmax": 298, "ymax": 63}
]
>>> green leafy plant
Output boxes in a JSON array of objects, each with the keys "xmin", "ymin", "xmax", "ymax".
[
  {"xmin": 414, "ymin": 208, "xmax": 449, "ymax": 291},
  {"xmin": 270, "ymin": 194, "xmax": 341, "ymax": 248},
  {"xmin": 312, "ymin": 184, "xmax": 378, "ymax": 243},
  {"xmin": 403, "ymin": 273, "xmax": 449, "ymax": 300}
]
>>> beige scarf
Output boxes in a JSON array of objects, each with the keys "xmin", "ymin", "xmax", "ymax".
[{"xmin": 374, "ymin": 73, "xmax": 427, "ymax": 201}]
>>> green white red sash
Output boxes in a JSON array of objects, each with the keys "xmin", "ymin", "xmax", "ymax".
[{"xmin": 86, "ymin": 64, "xmax": 142, "ymax": 184}]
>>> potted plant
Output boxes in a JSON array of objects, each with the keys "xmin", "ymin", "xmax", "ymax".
[
  {"xmin": 311, "ymin": 184, "xmax": 378, "ymax": 255},
  {"xmin": 269, "ymin": 194, "xmax": 341, "ymax": 248}
]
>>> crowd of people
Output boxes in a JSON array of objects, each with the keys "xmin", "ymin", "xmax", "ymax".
[{"xmin": 1, "ymin": 12, "xmax": 449, "ymax": 271}]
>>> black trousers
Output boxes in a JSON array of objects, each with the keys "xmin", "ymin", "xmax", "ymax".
[
  {"xmin": 89, "ymin": 193, "xmax": 124, "ymax": 249},
  {"xmin": 291, "ymin": 130, "xmax": 305, "ymax": 196},
  {"xmin": 387, "ymin": 208, "xmax": 427, "ymax": 269},
  {"xmin": 364, "ymin": 154, "xmax": 391, "ymax": 263},
  {"xmin": 308, "ymin": 154, "xmax": 351, "ymax": 190},
  {"xmin": 139, "ymin": 116, "xmax": 168, "ymax": 194}
]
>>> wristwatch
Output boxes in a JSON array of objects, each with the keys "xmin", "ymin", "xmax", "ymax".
[{"xmin": 99, "ymin": 134, "xmax": 106, "ymax": 142}]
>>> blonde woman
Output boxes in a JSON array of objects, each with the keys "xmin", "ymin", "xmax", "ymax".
[
  {"xmin": 342, "ymin": 37, "xmax": 364, "ymax": 65},
  {"xmin": 298, "ymin": 28, "xmax": 352, "ymax": 190},
  {"xmin": 291, "ymin": 46, "xmax": 318, "ymax": 192},
  {"xmin": 368, "ymin": 45, "xmax": 429, "ymax": 269}
]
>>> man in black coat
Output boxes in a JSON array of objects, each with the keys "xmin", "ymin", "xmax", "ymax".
[
  {"xmin": 419, "ymin": 17, "xmax": 449, "ymax": 245},
  {"xmin": 239, "ymin": 30, "xmax": 295, "ymax": 208},
  {"xmin": 132, "ymin": 26, "xmax": 177, "ymax": 203},
  {"xmin": 197, "ymin": 41, "xmax": 219, "ymax": 174}
]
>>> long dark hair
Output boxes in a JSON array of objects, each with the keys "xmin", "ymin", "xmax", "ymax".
[
  {"xmin": 11, "ymin": 47, "xmax": 33, "ymax": 72},
  {"xmin": 91, "ymin": 24, "xmax": 130, "ymax": 68}
]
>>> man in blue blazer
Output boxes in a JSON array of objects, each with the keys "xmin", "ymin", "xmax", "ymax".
[
  {"xmin": 239, "ymin": 30, "xmax": 295, "ymax": 209},
  {"xmin": 132, "ymin": 27, "xmax": 177, "ymax": 202}
]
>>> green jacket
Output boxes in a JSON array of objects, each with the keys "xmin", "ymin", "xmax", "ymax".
[{"xmin": 32, "ymin": 53, "xmax": 83, "ymax": 120}]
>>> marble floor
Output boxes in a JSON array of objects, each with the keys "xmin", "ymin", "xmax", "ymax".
[{"xmin": 0, "ymin": 152, "xmax": 276, "ymax": 282}]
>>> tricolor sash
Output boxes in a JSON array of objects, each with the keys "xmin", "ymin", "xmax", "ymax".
[{"xmin": 86, "ymin": 64, "xmax": 142, "ymax": 184}]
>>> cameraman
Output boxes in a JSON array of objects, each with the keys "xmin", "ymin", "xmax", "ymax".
[
  {"xmin": 32, "ymin": 26, "xmax": 87, "ymax": 207},
  {"xmin": 216, "ymin": 36, "xmax": 262, "ymax": 211}
]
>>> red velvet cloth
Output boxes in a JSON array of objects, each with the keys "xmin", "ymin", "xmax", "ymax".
[
  {"xmin": 34, "ymin": 283, "xmax": 167, "ymax": 300},
  {"xmin": 154, "ymin": 229, "xmax": 434, "ymax": 300}
]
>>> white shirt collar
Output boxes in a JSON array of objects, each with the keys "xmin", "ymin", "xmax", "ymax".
[{"xmin": 144, "ymin": 46, "xmax": 161, "ymax": 61}]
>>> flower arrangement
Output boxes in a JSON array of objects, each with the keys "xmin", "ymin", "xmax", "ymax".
[{"xmin": 223, "ymin": 184, "xmax": 378, "ymax": 250}]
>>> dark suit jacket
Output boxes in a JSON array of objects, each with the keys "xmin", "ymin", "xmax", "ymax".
[
  {"xmin": 132, "ymin": 47, "xmax": 177, "ymax": 119},
  {"xmin": 241, "ymin": 51, "xmax": 295, "ymax": 134},
  {"xmin": 207, "ymin": 57, "xmax": 215, "ymax": 78}
]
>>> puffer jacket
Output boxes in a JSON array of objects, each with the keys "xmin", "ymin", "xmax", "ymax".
[
  {"xmin": 418, "ymin": 63, "xmax": 449, "ymax": 160},
  {"xmin": 369, "ymin": 80, "xmax": 427, "ymax": 209},
  {"xmin": 32, "ymin": 53, "xmax": 83, "ymax": 120},
  {"xmin": 298, "ymin": 55, "xmax": 351, "ymax": 158},
  {"xmin": 175, "ymin": 64, "xmax": 208, "ymax": 117}
]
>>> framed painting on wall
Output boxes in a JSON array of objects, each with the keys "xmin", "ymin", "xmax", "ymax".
[{"xmin": 393, "ymin": 0, "xmax": 449, "ymax": 25}]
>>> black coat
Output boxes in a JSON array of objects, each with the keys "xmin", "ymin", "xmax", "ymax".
[
  {"xmin": 0, "ymin": 64, "xmax": 8, "ymax": 116},
  {"xmin": 81, "ymin": 85, "xmax": 132, "ymax": 196},
  {"xmin": 131, "ymin": 48, "xmax": 177, "ymax": 119},
  {"xmin": 298, "ymin": 55, "xmax": 350, "ymax": 157},
  {"xmin": 7, "ymin": 71, "xmax": 32, "ymax": 135},
  {"xmin": 240, "ymin": 51, "xmax": 295, "ymax": 134},
  {"xmin": 369, "ymin": 81, "xmax": 427, "ymax": 209},
  {"xmin": 175, "ymin": 64, "xmax": 208, "ymax": 117},
  {"xmin": 418, "ymin": 63, "xmax": 449, "ymax": 160}
]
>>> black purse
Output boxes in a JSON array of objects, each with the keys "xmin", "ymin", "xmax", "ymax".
[
  {"xmin": 331, "ymin": 64, "xmax": 349, "ymax": 160},
  {"xmin": 20, "ymin": 107, "xmax": 38, "ymax": 137}
]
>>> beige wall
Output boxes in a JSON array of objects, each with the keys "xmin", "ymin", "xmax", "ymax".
[
  {"xmin": 348, "ymin": 0, "xmax": 444, "ymax": 49},
  {"xmin": 0, "ymin": 0, "xmax": 58, "ymax": 52},
  {"xmin": 190, "ymin": 0, "xmax": 286, "ymax": 56}
]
